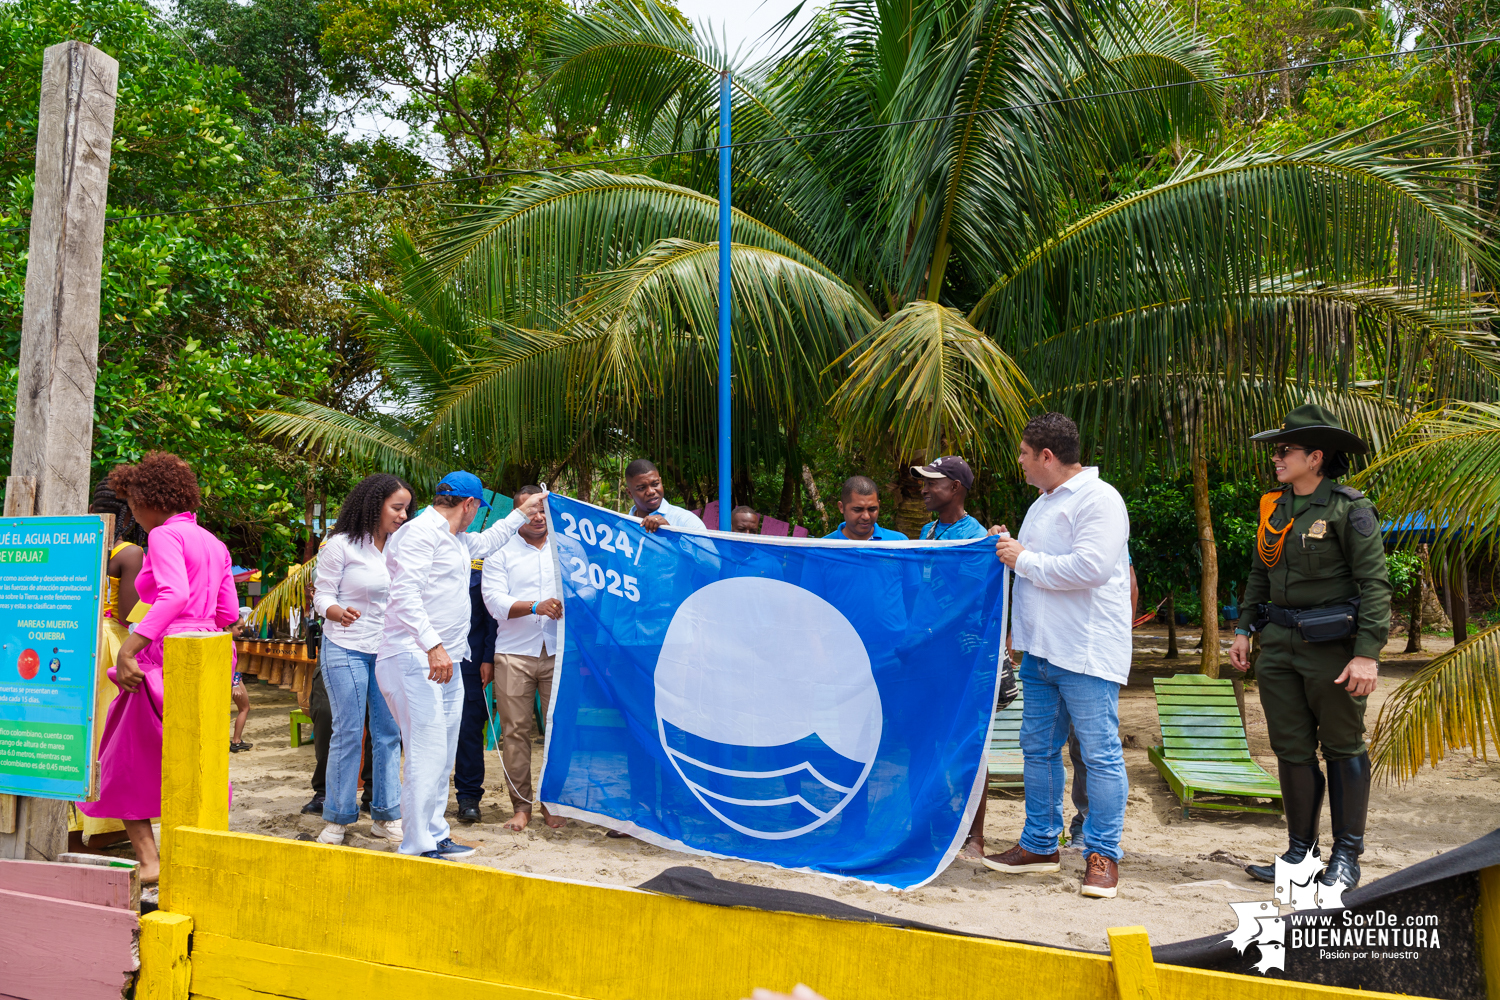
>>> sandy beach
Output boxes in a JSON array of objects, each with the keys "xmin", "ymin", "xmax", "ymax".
[{"xmin": 219, "ymin": 630, "xmax": 1499, "ymax": 954}]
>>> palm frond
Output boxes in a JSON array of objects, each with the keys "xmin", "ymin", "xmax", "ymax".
[
  {"xmin": 251, "ymin": 557, "xmax": 319, "ymax": 628},
  {"xmin": 827, "ymin": 299, "xmax": 1035, "ymax": 464},
  {"xmin": 1354, "ymin": 401, "xmax": 1500, "ymax": 559},
  {"xmin": 1370, "ymin": 624, "xmax": 1500, "ymax": 782},
  {"xmin": 251, "ymin": 402, "xmax": 443, "ymax": 486}
]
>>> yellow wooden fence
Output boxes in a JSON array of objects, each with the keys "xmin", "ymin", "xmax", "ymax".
[{"xmin": 137, "ymin": 634, "xmax": 1495, "ymax": 1000}]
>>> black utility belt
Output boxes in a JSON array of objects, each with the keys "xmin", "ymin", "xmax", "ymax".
[{"xmin": 1257, "ymin": 599, "xmax": 1360, "ymax": 643}]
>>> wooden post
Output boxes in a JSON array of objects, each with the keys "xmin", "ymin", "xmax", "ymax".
[
  {"xmin": 138, "ymin": 911, "xmax": 193, "ymax": 1000},
  {"xmin": 1107, "ymin": 925, "xmax": 1162, "ymax": 1000},
  {"xmin": 158, "ymin": 633, "xmax": 233, "ymax": 914},
  {"xmin": 0, "ymin": 40, "xmax": 118, "ymax": 863}
]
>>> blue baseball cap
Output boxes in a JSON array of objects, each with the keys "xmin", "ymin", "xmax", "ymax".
[{"xmin": 435, "ymin": 471, "xmax": 490, "ymax": 508}]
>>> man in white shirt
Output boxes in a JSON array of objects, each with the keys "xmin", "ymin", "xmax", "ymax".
[
  {"xmin": 982, "ymin": 413, "xmax": 1131, "ymax": 899},
  {"xmin": 377, "ymin": 471, "xmax": 546, "ymax": 860},
  {"xmin": 480, "ymin": 485, "xmax": 566, "ymax": 832},
  {"xmin": 625, "ymin": 458, "xmax": 704, "ymax": 532}
]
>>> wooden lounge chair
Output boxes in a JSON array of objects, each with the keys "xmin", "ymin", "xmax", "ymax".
[
  {"xmin": 1147, "ymin": 674, "xmax": 1282, "ymax": 818},
  {"xmin": 986, "ymin": 681, "xmax": 1024, "ymax": 789}
]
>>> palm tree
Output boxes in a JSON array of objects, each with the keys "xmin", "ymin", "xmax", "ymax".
[
  {"xmin": 258, "ymin": 0, "xmax": 1494, "ymax": 656},
  {"xmin": 1354, "ymin": 402, "xmax": 1500, "ymax": 781}
]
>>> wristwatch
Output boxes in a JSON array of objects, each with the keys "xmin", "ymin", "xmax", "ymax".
[{"xmin": 1234, "ymin": 628, "xmax": 1252, "ymax": 637}]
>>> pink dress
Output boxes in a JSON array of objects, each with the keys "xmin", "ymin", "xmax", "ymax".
[{"xmin": 79, "ymin": 512, "xmax": 239, "ymax": 821}]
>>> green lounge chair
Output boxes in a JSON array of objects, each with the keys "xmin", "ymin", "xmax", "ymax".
[
  {"xmin": 1147, "ymin": 674, "xmax": 1283, "ymax": 818},
  {"xmin": 986, "ymin": 681, "xmax": 1024, "ymax": 789}
]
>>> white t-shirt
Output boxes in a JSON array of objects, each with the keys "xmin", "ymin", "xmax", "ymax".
[{"xmin": 312, "ymin": 533, "xmax": 390, "ymax": 655}]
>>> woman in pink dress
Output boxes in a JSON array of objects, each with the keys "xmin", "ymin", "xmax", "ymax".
[{"xmin": 77, "ymin": 453, "xmax": 239, "ymax": 883}]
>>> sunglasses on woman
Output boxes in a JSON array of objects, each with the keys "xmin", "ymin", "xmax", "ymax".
[{"xmin": 1272, "ymin": 444, "xmax": 1308, "ymax": 459}]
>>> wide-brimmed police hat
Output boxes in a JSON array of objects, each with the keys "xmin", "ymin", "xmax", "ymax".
[{"xmin": 1250, "ymin": 403, "xmax": 1368, "ymax": 455}]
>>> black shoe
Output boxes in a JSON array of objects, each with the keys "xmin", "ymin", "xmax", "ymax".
[
  {"xmin": 229, "ymin": 741, "xmax": 253, "ymax": 752},
  {"xmin": 1318, "ymin": 753, "xmax": 1371, "ymax": 891},
  {"xmin": 1247, "ymin": 760, "xmax": 1325, "ymax": 883},
  {"xmin": 360, "ymin": 800, "xmax": 372, "ymax": 816},
  {"xmin": 300, "ymin": 795, "xmax": 325, "ymax": 816},
  {"xmin": 457, "ymin": 800, "xmax": 481, "ymax": 824}
]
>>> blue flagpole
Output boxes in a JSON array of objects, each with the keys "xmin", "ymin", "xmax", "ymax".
[{"xmin": 717, "ymin": 70, "xmax": 732, "ymax": 532}]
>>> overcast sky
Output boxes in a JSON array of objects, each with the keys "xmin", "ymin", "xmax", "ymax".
[{"xmin": 348, "ymin": 0, "xmax": 819, "ymax": 151}]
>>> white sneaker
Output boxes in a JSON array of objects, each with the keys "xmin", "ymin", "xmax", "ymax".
[
  {"xmin": 316, "ymin": 822, "xmax": 347, "ymax": 845},
  {"xmin": 370, "ymin": 819, "xmax": 403, "ymax": 843}
]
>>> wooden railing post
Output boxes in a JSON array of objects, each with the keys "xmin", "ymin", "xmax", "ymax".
[
  {"xmin": 159, "ymin": 632, "xmax": 232, "ymax": 911},
  {"xmin": 1108, "ymin": 925, "xmax": 1162, "ymax": 1000}
]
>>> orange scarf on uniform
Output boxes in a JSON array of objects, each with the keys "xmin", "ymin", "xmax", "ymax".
[{"xmin": 1257, "ymin": 490, "xmax": 1293, "ymax": 567}]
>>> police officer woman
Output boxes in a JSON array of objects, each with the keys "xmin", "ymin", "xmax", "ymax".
[{"xmin": 1229, "ymin": 404, "xmax": 1391, "ymax": 892}]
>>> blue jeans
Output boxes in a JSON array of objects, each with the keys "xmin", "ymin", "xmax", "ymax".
[
  {"xmin": 322, "ymin": 639, "xmax": 402, "ymax": 825},
  {"xmin": 1018, "ymin": 653, "xmax": 1127, "ymax": 862}
]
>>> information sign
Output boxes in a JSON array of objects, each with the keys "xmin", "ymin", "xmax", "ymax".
[{"xmin": 0, "ymin": 515, "xmax": 107, "ymax": 799}]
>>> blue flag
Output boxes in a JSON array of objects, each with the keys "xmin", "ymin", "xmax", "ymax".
[{"xmin": 538, "ymin": 493, "xmax": 1008, "ymax": 889}]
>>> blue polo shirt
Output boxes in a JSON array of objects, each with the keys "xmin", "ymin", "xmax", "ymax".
[
  {"xmin": 918, "ymin": 514, "xmax": 985, "ymax": 540},
  {"xmin": 824, "ymin": 523, "xmax": 908, "ymax": 540}
]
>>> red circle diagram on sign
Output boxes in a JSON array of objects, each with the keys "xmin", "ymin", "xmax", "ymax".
[{"xmin": 17, "ymin": 648, "xmax": 39, "ymax": 680}]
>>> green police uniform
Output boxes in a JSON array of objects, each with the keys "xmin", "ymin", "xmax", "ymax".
[
  {"xmin": 1238, "ymin": 476, "xmax": 1392, "ymax": 763},
  {"xmin": 1236, "ymin": 404, "xmax": 1389, "ymax": 892}
]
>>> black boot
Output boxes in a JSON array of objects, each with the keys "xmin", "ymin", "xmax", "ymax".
[
  {"xmin": 1247, "ymin": 761, "xmax": 1324, "ymax": 883},
  {"xmin": 1318, "ymin": 753, "xmax": 1370, "ymax": 891}
]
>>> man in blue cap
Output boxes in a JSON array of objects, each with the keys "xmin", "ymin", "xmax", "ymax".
[{"xmin": 376, "ymin": 471, "xmax": 547, "ymax": 860}]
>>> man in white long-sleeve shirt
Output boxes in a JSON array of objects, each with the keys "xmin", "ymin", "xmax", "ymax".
[
  {"xmin": 479, "ymin": 485, "xmax": 565, "ymax": 832},
  {"xmin": 377, "ymin": 471, "xmax": 546, "ymax": 859},
  {"xmin": 982, "ymin": 413, "xmax": 1131, "ymax": 899}
]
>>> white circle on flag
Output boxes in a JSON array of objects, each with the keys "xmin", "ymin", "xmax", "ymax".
[{"xmin": 654, "ymin": 576, "xmax": 882, "ymax": 839}]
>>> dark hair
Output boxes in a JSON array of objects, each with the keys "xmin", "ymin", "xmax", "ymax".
[
  {"xmin": 513, "ymin": 485, "xmax": 543, "ymax": 505},
  {"xmin": 730, "ymin": 505, "xmax": 759, "ymax": 518},
  {"xmin": 90, "ymin": 478, "xmax": 145, "ymax": 545},
  {"xmin": 330, "ymin": 474, "xmax": 413, "ymax": 542},
  {"xmin": 841, "ymin": 476, "xmax": 880, "ymax": 502},
  {"xmin": 1312, "ymin": 449, "xmax": 1350, "ymax": 479},
  {"xmin": 1021, "ymin": 412, "xmax": 1081, "ymax": 465},
  {"xmin": 625, "ymin": 458, "xmax": 658, "ymax": 480},
  {"xmin": 109, "ymin": 452, "xmax": 201, "ymax": 514}
]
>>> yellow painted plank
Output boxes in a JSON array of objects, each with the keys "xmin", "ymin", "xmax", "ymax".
[
  {"xmin": 1157, "ymin": 962, "xmax": 1422, "ymax": 1000},
  {"xmin": 139, "ymin": 911, "xmax": 192, "ymax": 1000},
  {"xmin": 1108, "ymin": 926, "xmax": 1161, "ymax": 1000},
  {"xmin": 160, "ymin": 633, "xmax": 232, "ymax": 913},
  {"xmin": 187, "ymin": 933, "xmax": 579, "ymax": 1000},
  {"xmin": 165, "ymin": 827, "xmax": 1116, "ymax": 1000},
  {"xmin": 1479, "ymin": 864, "xmax": 1500, "ymax": 1000}
]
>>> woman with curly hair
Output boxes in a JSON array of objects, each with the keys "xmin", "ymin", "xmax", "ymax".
[
  {"xmin": 311, "ymin": 473, "xmax": 412, "ymax": 845},
  {"xmin": 67, "ymin": 478, "xmax": 145, "ymax": 852},
  {"xmin": 76, "ymin": 453, "xmax": 239, "ymax": 884}
]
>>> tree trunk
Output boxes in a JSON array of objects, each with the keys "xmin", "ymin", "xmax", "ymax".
[
  {"xmin": 1165, "ymin": 592, "xmax": 1179, "ymax": 659},
  {"xmin": 575, "ymin": 447, "xmax": 593, "ymax": 506},
  {"xmin": 1193, "ymin": 449, "xmax": 1220, "ymax": 677},
  {"xmin": 1404, "ymin": 543, "xmax": 1425, "ymax": 654},
  {"xmin": 893, "ymin": 461, "xmax": 926, "ymax": 539},
  {"xmin": 1449, "ymin": 554, "xmax": 1469, "ymax": 645},
  {"xmin": 801, "ymin": 465, "xmax": 828, "ymax": 534},
  {"xmin": 777, "ymin": 428, "xmax": 799, "ymax": 519}
]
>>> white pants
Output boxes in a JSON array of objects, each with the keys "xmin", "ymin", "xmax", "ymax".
[{"xmin": 375, "ymin": 650, "xmax": 464, "ymax": 855}]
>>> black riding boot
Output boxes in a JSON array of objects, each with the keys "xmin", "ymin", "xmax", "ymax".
[
  {"xmin": 1247, "ymin": 761, "xmax": 1324, "ymax": 883},
  {"xmin": 1318, "ymin": 753, "xmax": 1370, "ymax": 890}
]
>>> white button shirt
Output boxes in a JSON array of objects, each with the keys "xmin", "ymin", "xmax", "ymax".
[
  {"xmin": 312, "ymin": 533, "xmax": 391, "ymax": 655},
  {"xmin": 1010, "ymin": 467, "xmax": 1133, "ymax": 684},
  {"xmin": 379, "ymin": 504, "xmax": 527, "ymax": 662},
  {"xmin": 481, "ymin": 533, "xmax": 558, "ymax": 657},
  {"xmin": 631, "ymin": 498, "xmax": 704, "ymax": 531}
]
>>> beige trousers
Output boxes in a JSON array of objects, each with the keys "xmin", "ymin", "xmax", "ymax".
[{"xmin": 496, "ymin": 651, "xmax": 555, "ymax": 809}]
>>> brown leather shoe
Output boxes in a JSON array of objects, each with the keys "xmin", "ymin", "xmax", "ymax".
[
  {"xmin": 1081, "ymin": 852, "xmax": 1119, "ymax": 898},
  {"xmin": 982, "ymin": 843, "xmax": 1061, "ymax": 873}
]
